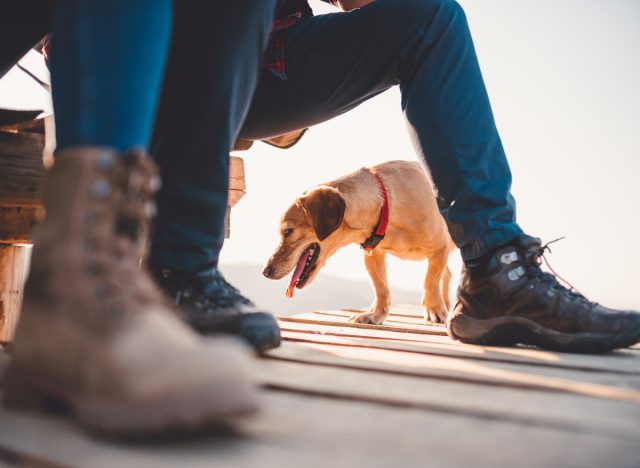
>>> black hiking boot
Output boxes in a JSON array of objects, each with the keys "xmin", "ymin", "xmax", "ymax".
[
  {"xmin": 447, "ymin": 237, "xmax": 640, "ymax": 353},
  {"xmin": 152, "ymin": 265, "xmax": 281, "ymax": 352}
]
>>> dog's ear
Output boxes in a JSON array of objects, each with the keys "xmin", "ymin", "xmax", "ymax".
[{"xmin": 299, "ymin": 186, "xmax": 346, "ymax": 241}]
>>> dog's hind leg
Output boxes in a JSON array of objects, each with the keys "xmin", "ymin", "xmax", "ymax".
[
  {"xmin": 349, "ymin": 252, "xmax": 391, "ymax": 325},
  {"xmin": 422, "ymin": 248, "xmax": 449, "ymax": 324}
]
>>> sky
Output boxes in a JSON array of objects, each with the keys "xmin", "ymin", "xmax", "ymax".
[{"xmin": 1, "ymin": 0, "xmax": 638, "ymax": 310}]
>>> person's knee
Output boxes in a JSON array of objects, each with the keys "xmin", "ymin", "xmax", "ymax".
[{"xmin": 389, "ymin": 0, "xmax": 465, "ymax": 25}]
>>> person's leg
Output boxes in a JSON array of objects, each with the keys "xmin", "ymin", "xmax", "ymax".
[
  {"xmin": 147, "ymin": 0, "xmax": 281, "ymax": 352},
  {"xmin": 239, "ymin": 0, "xmax": 640, "ymax": 352},
  {"xmin": 0, "ymin": 1, "xmax": 55, "ymax": 79},
  {"xmin": 241, "ymin": 0, "xmax": 522, "ymax": 261},
  {"xmin": 149, "ymin": 0, "xmax": 278, "ymax": 272},
  {"xmin": 6, "ymin": 0, "xmax": 257, "ymax": 434}
]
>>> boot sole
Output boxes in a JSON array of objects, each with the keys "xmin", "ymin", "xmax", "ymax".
[
  {"xmin": 239, "ymin": 313, "xmax": 282, "ymax": 352},
  {"xmin": 447, "ymin": 313, "xmax": 640, "ymax": 354},
  {"xmin": 2, "ymin": 366, "xmax": 258, "ymax": 437},
  {"xmin": 192, "ymin": 312, "xmax": 282, "ymax": 353}
]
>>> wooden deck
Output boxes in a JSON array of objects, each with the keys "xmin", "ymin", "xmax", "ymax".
[{"xmin": 1, "ymin": 305, "xmax": 640, "ymax": 467}]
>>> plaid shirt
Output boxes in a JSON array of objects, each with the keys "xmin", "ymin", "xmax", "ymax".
[{"xmin": 266, "ymin": 0, "xmax": 335, "ymax": 79}]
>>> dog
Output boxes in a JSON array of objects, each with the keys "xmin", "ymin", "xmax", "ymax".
[{"xmin": 262, "ymin": 160, "xmax": 456, "ymax": 324}]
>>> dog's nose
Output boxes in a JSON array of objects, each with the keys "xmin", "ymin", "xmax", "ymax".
[{"xmin": 262, "ymin": 265, "xmax": 272, "ymax": 278}]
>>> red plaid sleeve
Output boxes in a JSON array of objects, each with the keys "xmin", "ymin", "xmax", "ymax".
[{"xmin": 264, "ymin": 15, "xmax": 303, "ymax": 80}]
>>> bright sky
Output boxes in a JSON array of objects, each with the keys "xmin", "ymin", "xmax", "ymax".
[{"xmin": 1, "ymin": 0, "xmax": 638, "ymax": 310}]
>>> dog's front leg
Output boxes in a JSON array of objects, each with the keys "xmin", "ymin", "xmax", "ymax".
[
  {"xmin": 350, "ymin": 252, "xmax": 391, "ymax": 325},
  {"xmin": 422, "ymin": 248, "xmax": 449, "ymax": 324}
]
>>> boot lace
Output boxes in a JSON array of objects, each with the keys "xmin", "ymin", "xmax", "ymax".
[
  {"xmin": 177, "ymin": 268, "xmax": 253, "ymax": 311},
  {"xmin": 522, "ymin": 237, "xmax": 592, "ymax": 306}
]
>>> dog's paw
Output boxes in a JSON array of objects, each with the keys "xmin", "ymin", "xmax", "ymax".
[
  {"xmin": 349, "ymin": 311, "xmax": 386, "ymax": 325},
  {"xmin": 424, "ymin": 306, "xmax": 449, "ymax": 324}
]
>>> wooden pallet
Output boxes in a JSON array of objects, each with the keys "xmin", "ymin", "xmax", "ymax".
[{"xmin": 1, "ymin": 305, "xmax": 639, "ymax": 467}]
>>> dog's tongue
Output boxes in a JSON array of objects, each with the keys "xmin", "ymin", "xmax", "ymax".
[{"xmin": 286, "ymin": 249, "xmax": 311, "ymax": 298}]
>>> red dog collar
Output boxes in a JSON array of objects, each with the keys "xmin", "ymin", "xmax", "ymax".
[{"xmin": 361, "ymin": 172, "xmax": 389, "ymax": 255}]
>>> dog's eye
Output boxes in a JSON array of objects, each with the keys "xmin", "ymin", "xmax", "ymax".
[{"xmin": 283, "ymin": 228, "xmax": 293, "ymax": 238}]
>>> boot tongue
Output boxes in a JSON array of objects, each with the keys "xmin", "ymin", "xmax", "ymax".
[
  {"xmin": 286, "ymin": 249, "xmax": 312, "ymax": 298},
  {"xmin": 518, "ymin": 235, "xmax": 542, "ymax": 251}
]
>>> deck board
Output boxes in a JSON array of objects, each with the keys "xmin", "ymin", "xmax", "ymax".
[{"xmin": 1, "ymin": 304, "xmax": 639, "ymax": 467}]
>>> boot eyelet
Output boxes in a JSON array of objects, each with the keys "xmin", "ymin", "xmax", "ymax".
[
  {"xmin": 91, "ymin": 179, "xmax": 110, "ymax": 199},
  {"xmin": 507, "ymin": 266, "xmax": 525, "ymax": 281},
  {"xmin": 500, "ymin": 251, "xmax": 518, "ymax": 265},
  {"xmin": 96, "ymin": 154, "xmax": 114, "ymax": 171}
]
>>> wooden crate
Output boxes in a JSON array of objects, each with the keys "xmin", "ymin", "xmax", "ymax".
[{"xmin": 0, "ymin": 124, "xmax": 248, "ymax": 343}]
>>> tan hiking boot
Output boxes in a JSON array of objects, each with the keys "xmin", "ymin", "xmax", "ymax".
[{"xmin": 3, "ymin": 148, "xmax": 258, "ymax": 435}]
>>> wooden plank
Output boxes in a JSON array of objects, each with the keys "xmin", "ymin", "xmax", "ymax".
[
  {"xmin": 0, "ymin": 131, "xmax": 45, "ymax": 206},
  {"xmin": 280, "ymin": 314, "xmax": 447, "ymax": 336},
  {"xmin": 255, "ymin": 358, "xmax": 640, "ymax": 438},
  {"xmin": 227, "ymin": 189, "xmax": 246, "ymax": 208},
  {"xmin": 314, "ymin": 309, "xmax": 429, "ymax": 326},
  {"xmin": 280, "ymin": 319, "xmax": 456, "ymax": 344},
  {"xmin": 229, "ymin": 156, "xmax": 245, "ymax": 186},
  {"xmin": 0, "ymin": 205, "xmax": 39, "ymax": 244},
  {"xmin": 0, "ymin": 110, "xmax": 42, "ymax": 129},
  {"xmin": 0, "ymin": 389, "xmax": 639, "ymax": 468},
  {"xmin": 0, "ymin": 244, "xmax": 30, "ymax": 342},
  {"xmin": 343, "ymin": 305, "xmax": 426, "ymax": 320},
  {"xmin": 268, "ymin": 340, "xmax": 640, "ymax": 399},
  {"xmin": 228, "ymin": 157, "xmax": 246, "ymax": 208},
  {"xmin": 278, "ymin": 317, "xmax": 640, "ymax": 374}
]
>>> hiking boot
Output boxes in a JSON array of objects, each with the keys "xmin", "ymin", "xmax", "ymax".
[
  {"xmin": 447, "ymin": 236, "xmax": 640, "ymax": 353},
  {"xmin": 4, "ymin": 148, "xmax": 258, "ymax": 435},
  {"xmin": 152, "ymin": 265, "xmax": 281, "ymax": 352}
]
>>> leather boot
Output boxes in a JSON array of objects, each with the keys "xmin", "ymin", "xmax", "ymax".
[
  {"xmin": 151, "ymin": 265, "xmax": 281, "ymax": 352},
  {"xmin": 4, "ymin": 148, "xmax": 258, "ymax": 435},
  {"xmin": 448, "ymin": 237, "xmax": 640, "ymax": 353}
]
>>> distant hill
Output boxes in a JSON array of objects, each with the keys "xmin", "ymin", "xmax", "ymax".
[{"xmin": 219, "ymin": 263, "xmax": 424, "ymax": 317}]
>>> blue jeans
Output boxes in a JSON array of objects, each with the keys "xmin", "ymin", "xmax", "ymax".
[
  {"xmin": 147, "ymin": 0, "xmax": 279, "ymax": 271},
  {"xmin": 240, "ymin": 0, "xmax": 525, "ymax": 261},
  {"xmin": 0, "ymin": 0, "xmax": 172, "ymax": 151},
  {"xmin": 151, "ymin": 0, "xmax": 524, "ymax": 271}
]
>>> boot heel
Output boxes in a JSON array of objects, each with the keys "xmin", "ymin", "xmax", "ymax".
[{"xmin": 3, "ymin": 368, "xmax": 69, "ymax": 414}]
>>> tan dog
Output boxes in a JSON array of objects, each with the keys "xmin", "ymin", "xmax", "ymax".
[{"xmin": 263, "ymin": 160, "xmax": 455, "ymax": 324}]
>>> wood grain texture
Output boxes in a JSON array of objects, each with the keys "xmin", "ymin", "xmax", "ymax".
[
  {"xmin": 1, "ymin": 304, "xmax": 639, "ymax": 466},
  {"xmin": 0, "ymin": 244, "xmax": 30, "ymax": 342},
  {"xmin": 0, "ymin": 206, "xmax": 39, "ymax": 244},
  {"xmin": 279, "ymin": 316, "xmax": 640, "ymax": 375},
  {"xmin": 0, "ymin": 131, "xmax": 46, "ymax": 206},
  {"xmin": 1, "ymin": 391, "xmax": 639, "ymax": 468}
]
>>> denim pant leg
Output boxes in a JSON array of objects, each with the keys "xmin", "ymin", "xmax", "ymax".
[
  {"xmin": 240, "ymin": 0, "xmax": 524, "ymax": 261},
  {"xmin": 0, "ymin": 1, "xmax": 55, "ymax": 79},
  {"xmin": 148, "ymin": 0, "xmax": 278, "ymax": 272},
  {"xmin": 51, "ymin": 0, "xmax": 172, "ymax": 151}
]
